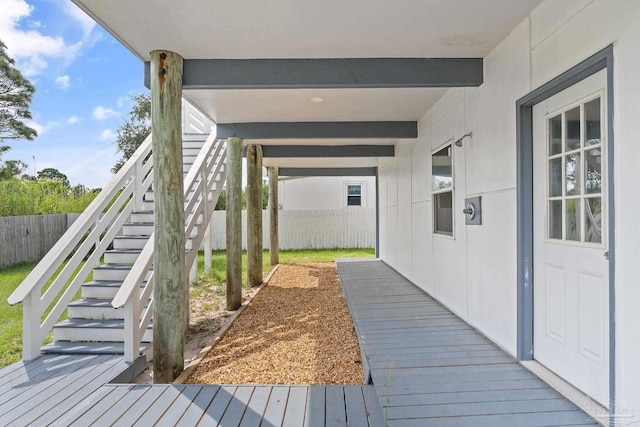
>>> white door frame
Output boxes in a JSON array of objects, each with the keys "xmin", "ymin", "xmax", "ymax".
[{"xmin": 515, "ymin": 45, "xmax": 615, "ymax": 413}]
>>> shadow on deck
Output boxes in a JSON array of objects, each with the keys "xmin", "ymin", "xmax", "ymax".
[{"xmin": 337, "ymin": 258, "xmax": 600, "ymax": 427}]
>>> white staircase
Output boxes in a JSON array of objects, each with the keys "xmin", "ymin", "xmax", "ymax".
[{"xmin": 8, "ymin": 129, "xmax": 227, "ymax": 362}]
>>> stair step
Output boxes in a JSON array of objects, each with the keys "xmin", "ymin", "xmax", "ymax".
[
  {"xmin": 103, "ymin": 249, "xmax": 142, "ymax": 265},
  {"xmin": 130, "ymin": 210, "xmax": 154, "ymax": 223},
  {"xmin": 53, "ymin": 319, "xmax": 153, "ymax": 342},
  {"xmin": 81, "ymin": 281, "xmax": 145, "ymax": 299},
  {"xmin": 93, "ymin": 265, "xmax": 152, "ymax": 282},
  {"xmin": 68, "ymin": 298, "xmax": 144, "ymax": 320},
  {"xmin": 122, "ymin": 222, "xmax": 153, "ymax": 236},
  {"xmin": 113, "ymin": 235, "xmax": 149, "ymax": 250},
  {"xmin": 41, "ymin": 341, "xmax": 152, "ymax": 356}
]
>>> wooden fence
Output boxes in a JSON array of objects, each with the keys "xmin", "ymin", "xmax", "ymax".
[
  {"xmin": 0, "ymin": 214, "xmax": 81, "ymax": 268},
  {"xmin": 207, "ymin": 208, "xmax": 376, "ymax": 250},
  {"xmin": 0, "ymin": 209, "xmax": 374, "ymax": 269}
]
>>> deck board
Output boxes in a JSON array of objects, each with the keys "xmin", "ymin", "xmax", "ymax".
[
  {"xmin": 337, "ymin": 259, "xmax": 599, "ymax": 427},
  {"xmin": 176, "ymin": 385, "xmax": 220, "ymax": 426}
]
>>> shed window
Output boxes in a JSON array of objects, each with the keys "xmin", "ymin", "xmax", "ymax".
[
  {"xmin": 346, "ymin": 184, "xmax": 363, "ymax": 206},
  {"xmin": 432, "ymin": 144, "xmax": 454, "ymax": 235}
]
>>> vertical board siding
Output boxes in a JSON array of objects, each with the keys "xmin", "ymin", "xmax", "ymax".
[
  {"xmin": 0, "ymin": 214, "xmax": 73, "ymax": 268},
  {"xmin": 207, "ymin": 208, "xmax": 375, "ymax": 250}
]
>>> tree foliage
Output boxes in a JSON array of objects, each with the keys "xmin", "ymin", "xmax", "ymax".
[
  {"xmin": 0, "ymin": 159, "xmax": 27, "ymax": 180},
  {"xmin": 0, "ymin": 39, "xmax": 37, "ymax": 143},
  {"xmin": 112, "ymin": 92, "xmax": 150, "ymax": 173},
  {"xmin": 37, "ymin": 167, "xmax": 70, "ymax": 187},
  {"xmin": 0, "ymin": 179, "xmax": 98, "ymax": 217}
]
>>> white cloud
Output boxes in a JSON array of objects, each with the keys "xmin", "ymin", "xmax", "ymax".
[
  {"xmin": 100, "ymin": 128, "xmax": 115, "ymax": 141},
  {"xmin": 92, "ymin": 106, "xmax": 118, "ymax": 121},
  {"xmin": 55, "ymin": 74, "xmax": 70, "ymax": 90},
  {"xmin": 0, "ymin": 0, "xmax": 95, "ymax": 76},
  {"xmin": 59, "ymin": 0, "xmax": 96, "ymax": 38},
  {"xmin": 24, "ymin": 119, "xmax": 46, "ymax": 135},
  {"xmin": 66, "ymin": 115, "xmax": 80, "ymax": 124}
]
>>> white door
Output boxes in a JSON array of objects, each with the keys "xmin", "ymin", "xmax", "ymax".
[{"xmin": 533, "ymin": 69, "xmax": 609, "ymax": 405}]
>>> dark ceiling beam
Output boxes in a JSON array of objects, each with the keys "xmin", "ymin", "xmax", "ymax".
[
  {"xmin": 217, "ymin": 122, "xmax": 416, "ymax": 139},
  {"xmin": 144, "ymin": 58, "xmax": 483, "ymax": 89},
  {"xmin": 243, "ymin": 145, "xmax": 394, "ymax": 158},
  {"xmin": 279, "ymin": 167, "xmax": 377, "ymax": 177}
]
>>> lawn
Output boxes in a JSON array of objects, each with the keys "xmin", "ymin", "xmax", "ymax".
[
  {"xmin": 0, "ymin": 262, "xmax": 36, "ymax": 367},
  {"xmin": 0, "ymin": 248, "xmax": 375, "ymax": 369}
]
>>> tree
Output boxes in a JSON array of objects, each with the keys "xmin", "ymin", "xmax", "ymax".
[
  {"xmin": 0, "ymin": 39, "xmax": 37, "ymax": 143},
  {"xmin": 37, "ymin": 167, "xmax": 70, "ymax": 187},
  {"xmin": 0, "ymin": 159, "xmax": 27, "ymax": 180},
  {"xmin": 112, "ymin": 93, "xmax": 150, "ymax": 173}
]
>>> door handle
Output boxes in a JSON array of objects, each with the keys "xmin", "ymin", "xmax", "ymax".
[{"xmin": 604, "ymin": 251, "xmax": 609, "ymax": 260}]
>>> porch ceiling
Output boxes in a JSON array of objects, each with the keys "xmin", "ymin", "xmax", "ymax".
[{"xmin": 75, "ymin": 0, "xmax": 541, "ymax": 169}]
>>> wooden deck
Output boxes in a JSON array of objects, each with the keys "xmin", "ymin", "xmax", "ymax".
[
  {"xmin": 0, "ymin": 355, "xmax": 382, "ymax": 426},
  {"xmin": 337, "ymin": 259, "xmax": 599, "ymax": 427},
  {"xmin": 0, "ymin": 258, "xmax": 601, "ymax": 426}
]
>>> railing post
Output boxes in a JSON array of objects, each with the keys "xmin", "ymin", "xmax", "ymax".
[
  {"xmin": 123, "ymin": 294, "xmax": 139, "ymax": 363},
  {"xmin": 134, "ymin": 156, "xmax": 144, "ymax": 211},
  {"xmin": 22, "ymin": 291, "xmax": 42, "ymax": 361}
]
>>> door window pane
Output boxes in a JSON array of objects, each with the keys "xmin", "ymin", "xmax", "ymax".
[
  {"xmin": 545, "ymin": 96, "xmax": 604, "ymax": 245},
  {"xmin": 549, "ymin": 158, "xmax": 563, "ymax": 197},
  {"xmin": 566, "ymin": 198, "xmax": 581, "ymax": 241},
  {"xmin": 549, "ymin": 200, "xmax": 562, "ymax": 239},
  {"xmin": 549, "ymin": 115, "xmax": 562, "ymax": 155},
  {"xmin": 434, "ymin": 191, "xmax": 453, "ymax": 235},
  {"xmin": 585, "ymin": 97, "xmax": 601, "ymax": 146},
  {"xmin": 565, "ymin": 153, "xmax": 581, "ymax": 196},
  {"xmin": 585, "ymin": 197, "xmax": 602, "ymax": 243},
  {"xmin": 565, "ymin": 107, "xmax": 581, "ymax": 151},
  {"xmin": 432, "ymin": 146, "xmax": 452, "ymax": 190},
  {"xmin": 585, "ymin": 148, "xmax": 602, "ymax": 194}
]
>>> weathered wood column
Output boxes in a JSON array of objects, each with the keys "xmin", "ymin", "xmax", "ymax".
[
  {"xmin": 150, "ymin": 50, "xmax": 185, "ymax": 383},
  {"xmin": 269, "ymin": 166, "xmax": 279, "ymax": 265},
  {"xmin": 226, "ymin": 137, "xmax": 243, "ymax": 310},
  {"xmin": 247, "ymin": 145, "xmax": 263, "ymax": 286}
]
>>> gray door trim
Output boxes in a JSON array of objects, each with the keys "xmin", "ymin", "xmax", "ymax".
[{"xmin": 516, "ymin": 44, "xmax": 615, "ymax": 410}]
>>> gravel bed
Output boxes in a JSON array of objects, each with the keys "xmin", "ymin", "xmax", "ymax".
[{"xmin": 185, "ymin": 262, "xmax": 364, "ymax": 385}]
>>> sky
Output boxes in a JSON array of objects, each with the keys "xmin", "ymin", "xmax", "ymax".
[{"xmin": 0, "ymin": 0, "xmax": 147, "ymax": 189}]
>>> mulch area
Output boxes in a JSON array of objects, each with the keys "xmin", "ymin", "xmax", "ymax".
[{"xmin": 185, "ymin": 262, "xmax": 364, "ymax": 385}]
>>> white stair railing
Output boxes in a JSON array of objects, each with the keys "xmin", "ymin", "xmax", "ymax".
[
  {"xmin": 7, "ymin": 135, "xmax": 154, "ymax": 360},
  {"xmin": 112, "ymin": 130, "xmax": 227, "ymax": 362}
]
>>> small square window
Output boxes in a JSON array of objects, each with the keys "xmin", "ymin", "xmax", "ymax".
[{"xmin": 346, "ymin": 184, "xmax": 363, "ymax": 206}]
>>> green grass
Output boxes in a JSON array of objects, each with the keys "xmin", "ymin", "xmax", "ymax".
[
  {"xmin": 0, "ymin": 262, "xmax": 36, "ymax": 367},
  {"xmin": 195, "ymin": 248, "xmax": 375, "ymax": 287}
]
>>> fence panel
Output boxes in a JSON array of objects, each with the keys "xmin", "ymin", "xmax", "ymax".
[
  {"xmin": 0, "ymin": 214, "xmax": 69, "ymax": 268},
  {"xmin": 1, "ymin": 209, "xmax": 374, "ymax": 268},
  {"xmin": 207, "ymin": 208, "xmax": 375, "ymax": 250}
]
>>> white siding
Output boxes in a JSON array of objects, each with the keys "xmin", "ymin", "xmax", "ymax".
[
  {"xmin": 278, "ymin": 176, "xmax": 375, "ymax": 210},
  {"xmin": 378, "ymin": 0, "xmax": 640, "ymax": 414}
]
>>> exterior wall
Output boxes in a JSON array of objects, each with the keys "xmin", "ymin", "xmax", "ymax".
[
  {"xmin": 378, "ymin": 0, "xmax": 640, "ymax": 414},
  {"xmin": 277, "ymin": 176, "xmax": 376, "ymax": 210}
]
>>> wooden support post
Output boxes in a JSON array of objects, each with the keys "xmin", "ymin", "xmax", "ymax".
[
  {"xmin": 226, "ymin": 137, "xmax": 243, "ymax": 310},
  {"xmin": 150, "ymin": 49, "xmax": 185, "ymax": 383},
  {"xmin": 269, "ymin": 166, "xmax": 279, "ymax": 265},
  {"xmin": 247, "ymin": 145, "xmax": 263, "ymax": 286}
]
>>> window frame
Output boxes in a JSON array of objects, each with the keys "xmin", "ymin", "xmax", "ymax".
[
  {"xmin": 431, "ymin": 142, "xmax": 455, "ymax": 237},
  {"xmin": 345, "ymin": 182, "xmax": 365, "ymax": 207},
  {"xmin": 544, "ymin": 91, "xmax": 606, "ymax": 248}
]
